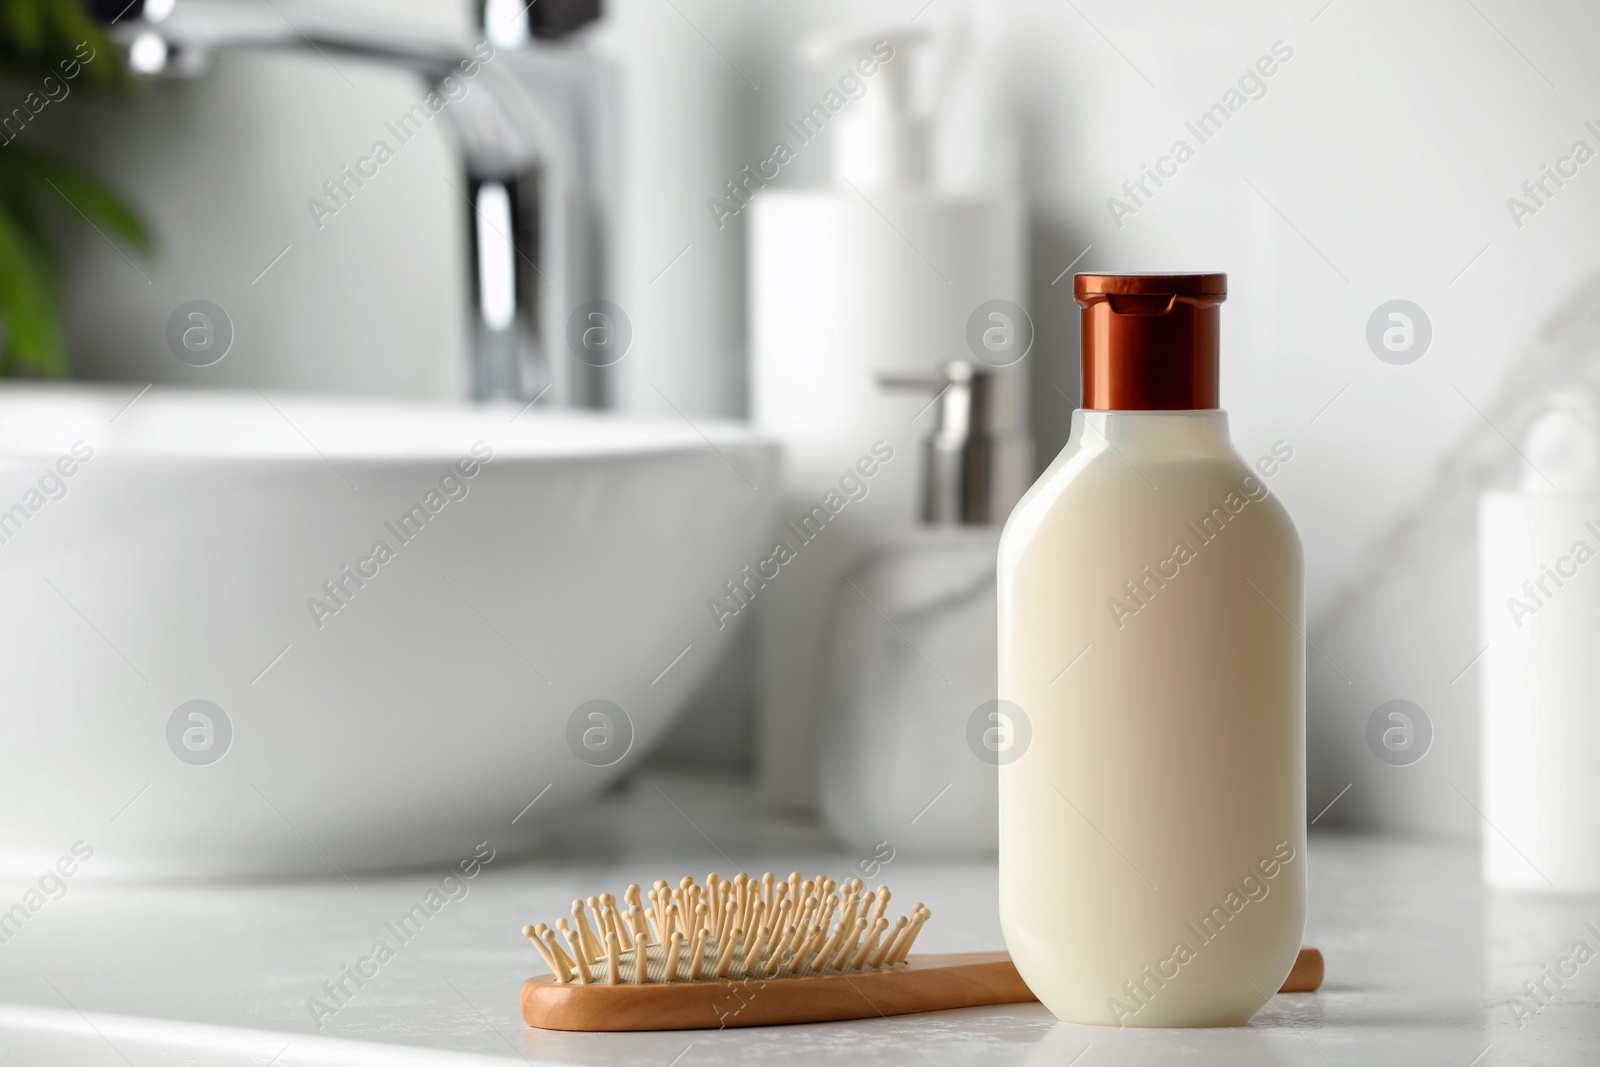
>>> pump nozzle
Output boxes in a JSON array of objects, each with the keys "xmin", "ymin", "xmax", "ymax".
[
  {"xmin": 880, "ymin": 360, "xmax": 1001, "ymax": 525},
  {"xmin": 796, "ymin": 28, "xmax": 929, "ymax": 189}
]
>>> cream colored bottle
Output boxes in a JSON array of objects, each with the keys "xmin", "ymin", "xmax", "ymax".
[{"xmin": 997, "ymin": 273, "xmax": 1305, "ymax": 1027}]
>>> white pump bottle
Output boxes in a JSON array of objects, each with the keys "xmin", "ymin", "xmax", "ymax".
[{"xmin": 749, "ymin": 26, "xmax": 1027, "ymax": 813}]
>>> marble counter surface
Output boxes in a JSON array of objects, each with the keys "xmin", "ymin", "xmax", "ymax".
[{"xmin": 0, "ymin": 771, "xmax": 1595, "ymax": 1065}]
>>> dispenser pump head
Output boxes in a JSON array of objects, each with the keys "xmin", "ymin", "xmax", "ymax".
[
  {"xmin": 799, "ymin": 29, "xmax": 929, "ymax": 189},
  {"xmin": 880, "ymin": 360, "xmax": 1000, "ymax": 525},
  {"xmin": 1074, "ymin": 273, "xmax": 1226, "ymax": 410}
]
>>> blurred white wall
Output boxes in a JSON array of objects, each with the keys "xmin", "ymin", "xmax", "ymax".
[
  {"xmin": 43, "ymin": 0, "xmax": 1600, "ymax": 832},
  {"xmin": 593, "ymin": 0, "xmax": 756, "ymax": 417}
]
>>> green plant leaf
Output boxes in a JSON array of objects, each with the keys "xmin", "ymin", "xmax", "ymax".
[
  {"xmin": 0, "ymin": 0, "xmax": 122, "ymax": 86},
  {"xmin": 0, "ymin": 182, "xmax": 58, "ymax": 277},
  {"xmin": 0, "ymin": 0, "xmax": 147, "ymax": 377},
  {"xmin": 7, "ymin": 149, "xmax": 151, "ymax": 250},
  {"xmin": 0, "ymin": 0, "xmax": 46, "ymax": 56},
  {"xmin": 0, "ymin": 202, "xmax": 66, "ymax": 377}
]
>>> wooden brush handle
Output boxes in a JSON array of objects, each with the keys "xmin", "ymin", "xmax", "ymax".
[
  {"xmin": 520, "ymin": 947, "xmax": 1324, "ymax": 1031},
  {"xmin": 1280, "ymin": 945, "xmax": 1324, "ymax": 993}
]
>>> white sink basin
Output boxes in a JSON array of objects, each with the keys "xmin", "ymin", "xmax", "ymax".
[{"xmin": 0, "ymin": 385, "xmax": 776, "ymax": 879}]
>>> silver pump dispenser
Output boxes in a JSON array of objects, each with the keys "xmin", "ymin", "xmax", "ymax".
[{"xmin": 879, "ymin": 359, "xmax": 1023, "ymax": 525}]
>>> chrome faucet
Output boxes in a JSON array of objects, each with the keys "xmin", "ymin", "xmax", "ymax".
[{"xmin": 101, "ymin": 0, "xmax": 612, "ymax": 407}]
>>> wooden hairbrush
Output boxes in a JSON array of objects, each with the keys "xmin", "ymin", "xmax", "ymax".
[{"xmin": 518, "ymin": 870, "xmax": 1324, "ymax": 1031}]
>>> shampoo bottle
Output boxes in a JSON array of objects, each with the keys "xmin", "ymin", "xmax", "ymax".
[{"xmin": 997, "ymin": 273, "xmax": 1305, "ymax": 1027}]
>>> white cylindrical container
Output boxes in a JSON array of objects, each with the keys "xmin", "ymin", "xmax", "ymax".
[
  {"xmin": 999, "ymin": 274, "xmax": 1305, "ymax": 1027},
  {"xmin": 1480, "ymin": 494, "xmax": 1600, "ymax": 893},
  {"xmin": 749, "ymin": 28, "xmax": 1026, "ymax": 812},
  {"xmin": 1479, "ymin": 389, "xmax": 1600, "ymax": 894}
]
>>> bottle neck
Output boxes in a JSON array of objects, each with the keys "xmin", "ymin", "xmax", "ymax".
[{"xmin": 1071, "ymin": 409, "xmax": 1234, "ymax": 461}]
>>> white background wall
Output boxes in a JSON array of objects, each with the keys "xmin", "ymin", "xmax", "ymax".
[{"xmin": 42, "ymin": 0, "xmax": 1600, "ymax": 834}]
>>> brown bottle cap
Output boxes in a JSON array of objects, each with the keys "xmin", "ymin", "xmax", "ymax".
[{"xmin": 1074, "ymin": 272, "xmax": 1226, "ymax": 410}]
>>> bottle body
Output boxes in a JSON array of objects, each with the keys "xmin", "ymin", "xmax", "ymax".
[{"xmin": 997, "ymin": 409, "xmax": 1305, "ymax": 1027}]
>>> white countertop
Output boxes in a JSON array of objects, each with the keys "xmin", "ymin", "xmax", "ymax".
[{"xmin": 1, "ymin": 771, "xmax": 1595, "ymax": 1065}]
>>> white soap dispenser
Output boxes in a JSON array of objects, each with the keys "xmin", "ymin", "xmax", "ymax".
[
  {"xmin": 749, "ymin": 25, "xmax": 1028, "ymax": 814},
  {"xmin": 815, "ymin": 360, "xmax": 1012, "ymax": 856},
  {"xmin": 802, "ymin": 27, "xmax": 929, "ymax": 190}
]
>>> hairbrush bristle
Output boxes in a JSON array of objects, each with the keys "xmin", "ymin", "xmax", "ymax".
[{"xmin": 522, "ymin": 871, "xmax": 930, "ymax": 985}]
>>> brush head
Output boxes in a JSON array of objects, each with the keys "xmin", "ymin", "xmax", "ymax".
[{"xmin": 520, "ymin": 870, "xmax": 930, "ymax": 985}]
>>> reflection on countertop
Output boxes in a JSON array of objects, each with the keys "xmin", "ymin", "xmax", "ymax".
[{"xmin": 0, "ymin": 770, "xmax": 1595, "ymax": 1065}]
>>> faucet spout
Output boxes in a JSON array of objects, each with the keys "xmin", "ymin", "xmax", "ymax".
[{"xmin": 105, "ymin": 0, "xmax": 610, "ymax": 408}]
